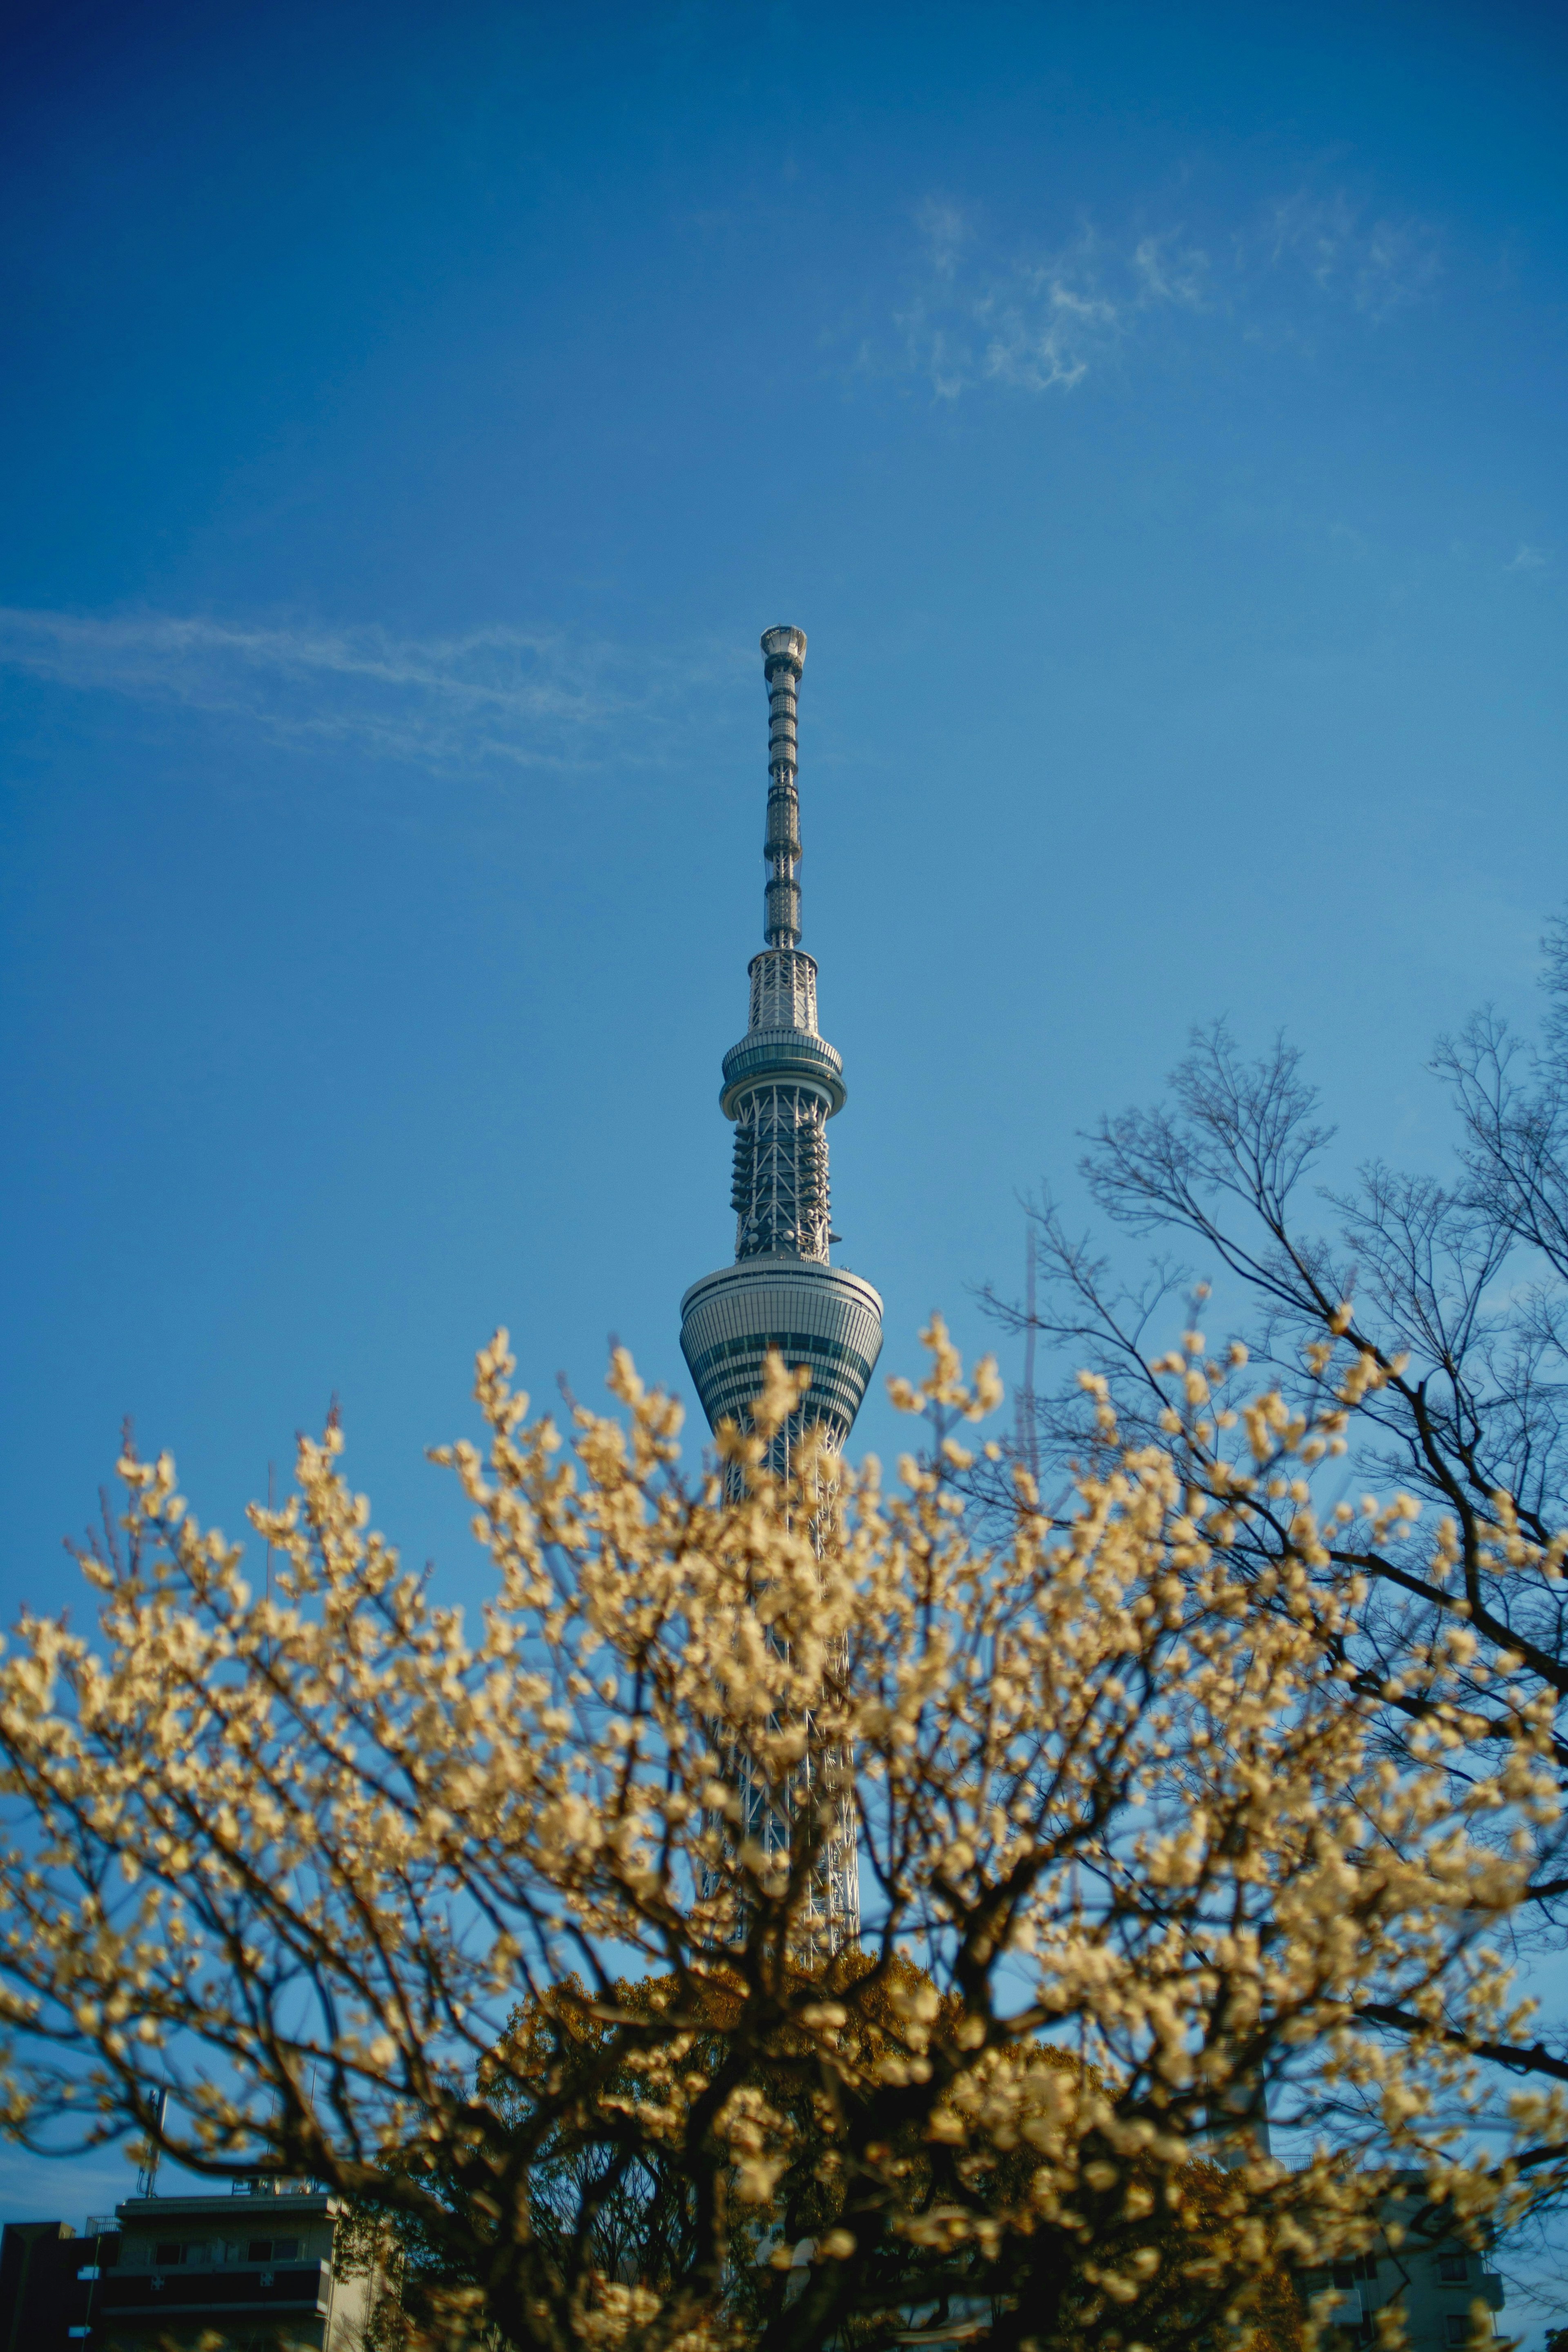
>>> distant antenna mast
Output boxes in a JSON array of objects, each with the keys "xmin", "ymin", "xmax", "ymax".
[
  {"xmin": 134, "ymin": 2087, "xmax": 169, "ymax": 2198},
  {"xmin": 1018, "ymin": 1223, "xmax": 1039, "ymax": 1486}
]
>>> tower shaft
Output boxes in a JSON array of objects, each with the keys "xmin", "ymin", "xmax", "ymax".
[{"xmin": 679, "ymin": 625, "xmax": 884, "ymax": 1959}]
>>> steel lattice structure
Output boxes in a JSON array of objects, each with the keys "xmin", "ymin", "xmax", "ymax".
[{"xmin": 679, "ymin": 626, "xmax": 884, "ymax": 1958}]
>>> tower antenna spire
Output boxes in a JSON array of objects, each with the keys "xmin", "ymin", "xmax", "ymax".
[
  {"xmin": 761, "ymin": 624, "xmax": 806, "ymax": 949},
  {"xmin": 678, "ymin": 625, "xmax": 884, "ymax": 1958}
]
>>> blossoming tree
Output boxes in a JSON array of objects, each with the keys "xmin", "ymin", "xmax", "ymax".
[{"xmin": 0, "ymin": 1325, "xmax": 1561, "ymax": 2351}]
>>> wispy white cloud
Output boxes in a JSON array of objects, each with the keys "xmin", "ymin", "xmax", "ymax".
[
  {"xmin": 915, "ymin": 195, "xmax": 969, "ymax": 281},
  {"xmin": 1255, "ymin": 191, "xmax": 1441, "ymax": 320},
  {"xmin": 889, "ymin": 184, "xmax": 1440, "ymax": 399},
  {"xmin": 1505, "ymin": 543, "xmax": 1549, "ymax": 573},
  {"xmin": 1131, "ymin": 231, "xmax": 1211, "ymax": 310},
  {"xmin": 895, "ymin": 209, "xmax": 1196, "ymax": 400},
  {"xmin": 0, "ymin": 609, "xmax": 727, "ymax": 773}
]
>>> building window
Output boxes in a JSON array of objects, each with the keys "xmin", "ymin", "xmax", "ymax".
[
  {"xmin": 1439, "ymin": 2256, "xmax": 1469, "ymax": 2283},
  {"xmin": 1444, "ymin": 2317, "xmax": 1473, "ymax": 2347},
  {"xmin": 246, "ymin": 2234, "xmax": 300, "ymax": 2262}
]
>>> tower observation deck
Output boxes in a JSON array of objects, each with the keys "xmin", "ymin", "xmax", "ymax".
[
  {"xmin": 679, "ymin": 626, "xmax": 883, "ymax": 1957},
  {"xmin": 679, "ymin": 627, "xmax": 884, "ymax": 1464}
]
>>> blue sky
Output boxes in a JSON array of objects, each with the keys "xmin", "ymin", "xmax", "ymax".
[{"xmin": 1, "ymin": 0, "xmax": 1566, "ymax": 2256}]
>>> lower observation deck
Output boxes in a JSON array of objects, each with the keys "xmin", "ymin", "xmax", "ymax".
[{"xmin": 679, "ymin": 1254, "xmax": 884, "ymax": 1446}]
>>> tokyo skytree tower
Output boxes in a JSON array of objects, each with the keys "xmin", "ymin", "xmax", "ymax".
[{"xmin": 679, "ymin": 625, "xmax": 884, "ymax": 1953}]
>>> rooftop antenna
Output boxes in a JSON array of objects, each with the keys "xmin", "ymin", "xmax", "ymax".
[{"xmin": 134, "ymin": 2087, "xmax": 169, "ymax": 2198}]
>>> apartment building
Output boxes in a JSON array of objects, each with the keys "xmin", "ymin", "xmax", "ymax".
[
  {"xmin": 1298, "ymin": 2177, "xmax": 1508, "ymax": 2352},
  {"xmin": 0, "ymin": 2181, "xmax": 380, "ymax": 2351}
]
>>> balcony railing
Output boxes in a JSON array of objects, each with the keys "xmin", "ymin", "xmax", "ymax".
[{"xmin": 98, "ymin": 2258, "xmax": 330, "ymax": 2318}]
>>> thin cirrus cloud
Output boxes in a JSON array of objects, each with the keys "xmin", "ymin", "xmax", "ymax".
[
  {"xmin": 0, "ymin": 606, "xmax": 731, "ymax": 775},
  {"xmin": 890, "ymin": 188, "xmax": 1442, "ymax": 399}
]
